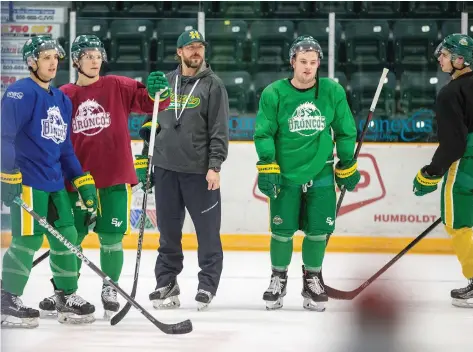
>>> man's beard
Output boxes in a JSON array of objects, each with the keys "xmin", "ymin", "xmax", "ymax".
[
  {"xmin": 183, "ymin": 55, "xmax": 203, "ymax": 69},
  {"xmin": 296, "ymin": 73, "xmax": 315, "ymax": 85}
]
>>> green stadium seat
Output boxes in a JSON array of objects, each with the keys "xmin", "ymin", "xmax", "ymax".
[
  {"xmin": 109, "ymin": 20, "xmax": 154, "ymax": 70},
  {"xmin": 170, "ymin": 1, "xmax": 212, "ymax": 17},
  {"xmin": 407, "ymin": 1, "xmax": 451, "ymax": 17},
  {"xmin": 106, "ymin": 71, "xmax": 149, "ymax": 84},
  {"xmin": 215, "ymin": 71, "xmax": 251, "ymax": 113},
  {"xmin": 121, "ymin": 2, "xmax": 164, "ymax": 17},
  {"xmin": 218, "ymin": 2, "xmax": 262, "ymax": 18},
  {"xmin": 74, "ymin": 2, "xmax": 117, "ymax": 17},
  {"xmin": 399, "ymin": 71, "xmax": 441, "ymax": 113},
  {"xmin": 250, "ymin": 20, "xmax": 295, "ymax": 71},
  {"xmin": 267, "ymin": 2, "xmax": 311, "ymax": 18},
  {"xmin": 206, "ymin": 20, "xmax": 248, "ymax": 70},
  {"xmin": 51, "ymin": 71, "xmax": 70, "ymax": 88},
  {"xmin": 393, "ymin": 20, "xmax": 438, "ymax": 70},
  {"xmin": 314, "ymin": 2, "xmax": 355, "ymax": 16},
  {"xmin": 349, "ymin": 71, "xmax": 396, "ymax": 118},
  {"xmin": 156, "ymin": 19, "xmax": 198, "ymax": 71},
  {"xmin": 359, "ymin": 2, "xmax": 401, "ymax": 17},
  {"xmin": 297, "ymin": 20, "xmax": 342, "ymax": 68},
  {"xmin": 76, "ymin": 19, "xmax": 109, "ymax": 40},
  {"xmin": 253, "ymin": 71, "xmax": 292, "ymax": 105},
  {"xmin": 441, "ymin": 20, "xmax": 462, "ymax": 39},
  {"xmin": 345, "ymin": 21, "xmax": 390, "ymax": 68}
]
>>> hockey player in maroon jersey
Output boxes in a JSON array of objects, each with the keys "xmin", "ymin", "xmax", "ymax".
[{"xmin": 38, "ymin": 35, "xmax": 171, "ymax": 319}]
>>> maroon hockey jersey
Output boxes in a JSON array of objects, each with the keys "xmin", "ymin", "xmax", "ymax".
[{"xmin": 60, "ymin": 75, "xmax": 170, "ymax": 190}]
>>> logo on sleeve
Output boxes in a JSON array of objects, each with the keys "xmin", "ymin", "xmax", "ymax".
[
  {"xmin": 6, "ymin": 91, "xmax": 23, "ymax": 99},
  {"xmin": 72, "ymin": 99, "xmax": 111, "ymax": 136},
  {"xmin": 41, "ymin": 106, "xmax": 67, "ymax": 144}
]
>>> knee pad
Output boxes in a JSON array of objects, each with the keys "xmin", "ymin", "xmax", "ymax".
[
  {"xmin": 98, "ymin": 232, "xmax": 124, "ymax": 253},
  {"xmin": 305, "ymin": 233, "xmax": 328, "ymax": 242},
  {"xmin": 445, "ymin": 225, "xmax": 473, "ymax": 279},
  {"xmin": 11, "ymin": 235, "xmax": 44, "ymax": 252},
  {"xmin": 271, "ymin": 232, "xmax": 294, "ymax": 243}
]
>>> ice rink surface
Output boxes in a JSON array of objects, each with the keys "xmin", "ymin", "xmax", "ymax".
[{"xmin": 1, "ymin": 249, "xmax": 471, "ymax": 352}]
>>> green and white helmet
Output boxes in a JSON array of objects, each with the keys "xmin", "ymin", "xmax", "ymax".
[
  {"xmin": 22, "ymin": 35, "xmax": 66, "ymax": 64},
  {"xmin": 71, "ymin": 34, "xmax": 107, "ymax": 62},
  {"xmin": 434, "ymin": 33, "xmax": 473, "ymax": 66},
  {"xmin": 289, "ymin": 35, "xmax": 323, "ymax": 62}
]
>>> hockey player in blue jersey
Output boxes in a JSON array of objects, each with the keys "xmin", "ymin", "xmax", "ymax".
[{"xmin": 1, "ymin": 36, "xmax": 98, "ymax": 328}]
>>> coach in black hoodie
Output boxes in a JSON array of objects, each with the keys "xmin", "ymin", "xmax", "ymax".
[{"xmin": 140, "ymin": 29, "xmax": 229, "ymax": 311}]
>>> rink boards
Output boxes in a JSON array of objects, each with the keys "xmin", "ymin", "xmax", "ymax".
[{"xmin": 1, "ymin": 142, "xmax": 454, "ymax": 254}]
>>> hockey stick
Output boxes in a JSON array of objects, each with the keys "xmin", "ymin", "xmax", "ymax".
[
  {"xmin": 32, "ymin": 182, "xmax": 143, "ymax": 268},
  {"xmin": 14, "ymin": 196, "xmax": 192, "ymax": 334},
  {"xmin": 330, "ymin": 67, "xmax": 390, "ymax": 240},
  {"xmin": 111, "ymin": 91, "xmax": 161, "ymax": 326},
  {"xmin": 324, "ymin": 218, "xmax": 441, "ymax": 300}
]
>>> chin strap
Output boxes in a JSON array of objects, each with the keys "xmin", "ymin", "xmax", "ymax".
[{"xmin": 29, "ymin": 67, "xmax": 52, "ymax": 84}]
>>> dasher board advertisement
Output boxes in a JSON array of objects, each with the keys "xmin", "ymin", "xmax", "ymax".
[
  {"xmin": 0, "ymin": 6, "xmax": 67, "ymax": 23},
  {"xmin": 1, "ymin": 23, "xmax": 62, "ymax": 38}
]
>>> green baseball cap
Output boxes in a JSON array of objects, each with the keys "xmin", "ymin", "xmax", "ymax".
[{"xmin": 177, "ymin": 29, "xmax": 208, "ymax": 48}]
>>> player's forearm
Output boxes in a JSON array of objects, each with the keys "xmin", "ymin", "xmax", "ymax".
[
  {"xmin": 335, "ymin": 138, "xmax": 357, "ymax": 165},
  {"xmin": 1, "ymin": 140, "xmax": 17, "ymax": 171},
  {"xmin": 427, "ymin": 141, "xmax": 466, "ymax": 176},
  {"xmin": 254, "ymin": 138, "xmax": 276, "ymax": 163},
  {"xmin": 60, "ymin": 152, "xmax": 84, "ymax": 181}
]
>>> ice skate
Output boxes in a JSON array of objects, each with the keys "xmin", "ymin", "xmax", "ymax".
[
  {"xmin": 451, "ymin": 278, "xmax": 473, "ymax": 308},
  {"xmin": 39, "ymin": 294, "xmax": 57, "ymax": 318},
  {"xmin": 149, "ymin": 279, "xmax": 180, "ymax": 309},
  {"xmin": 54, "ymin": 290, "xmax": 95, "ymax": 324},
  {"xmin": 101, "ymin": 283, "xmax": 120, "ymax": 319},
  {"xmin": 263, "ymin": 269, "xmax": 288, "ymax": 310},
  {"xmin": 195, "ymin": 289, "xmax": 214, "ymax": 311},
  {"xmin": 38, "ymin": 278, "xmax": 58, "ymax": 318},
  {"xmin": 301, "ymin": 266, "xmax": 328, "ymax": 312},
  {"xmin": 1, "ymin": 290, "xmax": 40, "ymax": 328}
]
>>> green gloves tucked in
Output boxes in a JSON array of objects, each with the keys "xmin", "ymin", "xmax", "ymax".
[
  {"xmin": 335, "ymin": 159, "xmax": 361, "ymax": 192},
  {"xmin": 413, "ymin": 166, "xmax": 442, "ymax": 196},
  {"xmin": 256, "ymin": 161, "xmax": 281, "ymax": 200},
  {"xmin": 134, "ymin": 155, "xmax": 154, "ymax": 192},
  {"xmin": 1, "ymin": 169, "xmax": 22, "ymax": 207},
  {"xmin": 147, "ymin": 71, "xmax": 170, "ymax": 101},
  {"xmin": 72, "ymin": 172, "xmax": 98, "ymax": 212}
]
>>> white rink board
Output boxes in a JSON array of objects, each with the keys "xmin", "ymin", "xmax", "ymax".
[{"xmin": 130, "ymin": 142, "xmax": 446, "ymax": 239}]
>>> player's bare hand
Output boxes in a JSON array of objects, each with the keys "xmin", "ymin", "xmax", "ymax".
[{"xmin": 206, "ymin": 169, "xmax": 220, "ymax": 190}]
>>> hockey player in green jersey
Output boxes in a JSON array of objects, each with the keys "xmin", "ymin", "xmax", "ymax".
[
  {"xmin": 412, "ymin": 33, "xmax": 473, "ymax": 308},
  {"xmin": 254, "ymin": 36, "xmax": 360, "ymax": 311}
]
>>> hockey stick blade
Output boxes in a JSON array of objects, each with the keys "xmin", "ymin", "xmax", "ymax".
[
  {"xmin": 111, "ymin": 91, "xmax": 161, "ymax": 326},
  {"xmin": 13, "ymin": 196, "xmax": 192, "ymax": 334},
  {"xmin": 32, "ymin": 183, "xmax": 143, "ymax": 269},
  {"xmin": 325, "ymin": 218, "xmax": 442, "ymax": 300}
]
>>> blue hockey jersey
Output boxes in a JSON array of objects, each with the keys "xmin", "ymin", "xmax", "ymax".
[{"xmin": 1, "ymin": 78, "xmax": 83, "ymax": 192}]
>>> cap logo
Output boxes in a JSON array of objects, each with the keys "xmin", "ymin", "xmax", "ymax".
[
  {"xmin": 189, "ymin": 30, "xmax": 201, "ymax": 40},
  {"xmin": 459, "ymin": 38, "xmax": 468, "ymax": 46}
]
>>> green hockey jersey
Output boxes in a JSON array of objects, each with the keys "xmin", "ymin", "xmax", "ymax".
[{"xmin": 254, "ymin": 78, "xmax": 357, "ymax": 184}]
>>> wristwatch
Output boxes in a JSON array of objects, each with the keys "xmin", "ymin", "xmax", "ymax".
[{"xmin": 210, "ymin": 167, "xmax": 221, "ymax": 173}]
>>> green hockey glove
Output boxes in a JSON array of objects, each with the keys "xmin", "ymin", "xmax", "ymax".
[
  {"xmin": 256, "ymin": 161, "xmax": 281, "ymax": 200},
  {"xmin": 147, "ymin": 71, "xmax": 170, "ymax": 101},
  {"xmin": 335, "ymin": 159, "xmax": 361, "ymax": 192},
  {"xmin": 134, "ymin": 155, "xmax": 154, "ymax": 193},
  {"xmin": 1, "ymin": 169, "xmax": 22, "ymax": 207},
  {"xmin": 72, "ymin": 172, "xmax": 97, "ymax": 212},
  {"xmin": 412, "ymin": 166, "xmax": 442, "ymax": 196}
]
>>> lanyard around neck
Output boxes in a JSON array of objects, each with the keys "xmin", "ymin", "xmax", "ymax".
[{"xmin": 174, "ymin": 76, "xmax": 200, "ymax": 122}]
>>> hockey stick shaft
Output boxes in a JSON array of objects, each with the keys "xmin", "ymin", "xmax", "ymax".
[
  {"xmin": 32, "ymin": 183, "xmax": 143, "ymax": 268},
  {"xmin": 13, "ymin": 196, "xmax": 192, "ymax": 334},
  {"xmin": 111, "ymin": 91, "xmax": 161, "ymax": 326},
  {"xmin": 325, "ymin": 218, "xmax": 441, "ymax": 300},
  {"xmin": 332, "ymin": 67, "xmax": 389, "ymax": 225}
]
